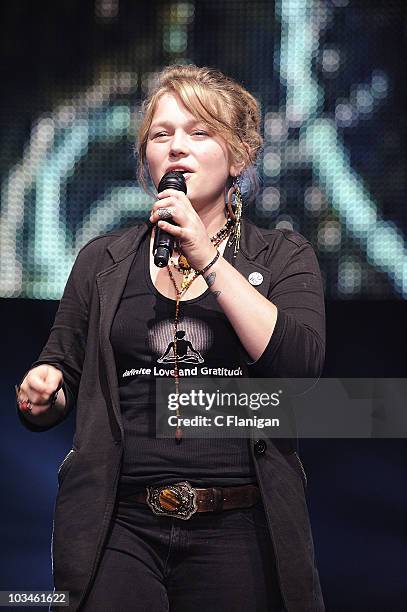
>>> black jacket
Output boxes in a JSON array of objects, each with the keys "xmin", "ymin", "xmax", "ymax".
[{"xmin": 19, "ymin": 218, "xmax": 326, "ymax": 612}]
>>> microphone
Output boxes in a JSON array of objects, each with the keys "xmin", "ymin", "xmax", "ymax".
[{"xmin": 153, "ymin": 170, "xmax": 187, "ymax": 268}]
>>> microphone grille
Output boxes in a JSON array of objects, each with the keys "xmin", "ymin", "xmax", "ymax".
[{"xmin": 157, "ymin": 171, "xmax": 187, "ymax": 194}]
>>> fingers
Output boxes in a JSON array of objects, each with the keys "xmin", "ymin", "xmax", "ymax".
[
  {"xmin": 156, "ymin": 188, "xmax": 188, "ymax": 201},
  {"xmin": 150, "ymin": 190, "xmax": 190, "ymax": 218},
  {"xmin": 156, "ymin": 208, "xmax": 174, "ymax": 220},
  {"xmin": 18, "ymin": 365, "xmax": 63, "ymax": 412},
  {"xmin": 155, "ymin": 219, "xmax": 183, "ymax": 238},
  {"xmin": 149, "ymin": 203, "xmax": 186, "ymax": 233},
  {"xmin": 149, "ymin": 190, "xmax": 209, "ymax": 258}
]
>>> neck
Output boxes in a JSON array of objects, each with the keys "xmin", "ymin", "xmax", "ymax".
[{"xmin": 195, "ymin": 199, "xmax": 228, "ymax": 237}]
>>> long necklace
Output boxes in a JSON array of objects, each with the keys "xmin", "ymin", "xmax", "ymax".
[{"xmin": 166, "ymin": 218, "xmax": 233, "ymax": 443}]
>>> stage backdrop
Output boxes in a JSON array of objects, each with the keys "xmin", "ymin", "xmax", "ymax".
[{"xmin": 1, "ymin": 0, "xmax": 406, "ymax": 300}]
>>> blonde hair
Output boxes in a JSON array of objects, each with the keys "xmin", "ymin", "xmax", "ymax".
[{"xmin": 137, "ymin": 64, "xmax": 262, "ymax": 197}]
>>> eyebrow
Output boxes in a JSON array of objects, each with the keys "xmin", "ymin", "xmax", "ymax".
[{"xmin": 149, "ymin": 118, "xmax": 207, "ymax": 132}]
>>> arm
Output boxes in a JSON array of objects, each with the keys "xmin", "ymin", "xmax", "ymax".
[
  {"xmin": 204, "ymin": 260, "xmax": 278, "ymax": 362},
  {"xmin": 186, "ymin": 341, "xmax": 201, "ymax": 356},
  {"xmin": 161, "ymin": 342, "xmax": 174, "ymax": 358},
  {"xmin": 17, "ymin": 240, "xmax": 94, "ymax": 432},
  {"xmin": 203, "ymin": 235, "xmax": 325, "ymax": 378}
]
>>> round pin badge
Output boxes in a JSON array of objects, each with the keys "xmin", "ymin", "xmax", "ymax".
[{"xmin": 248, "ymin": 272, "xmax": 263, "ymax": 286}]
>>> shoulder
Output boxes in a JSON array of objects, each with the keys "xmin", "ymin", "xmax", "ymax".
[
  {"xmin": 242, "ymin": 219, "xmax": 313, "ymax": 257},
  {"xmin": 76, "ymin": 226, "xmax": 135, "ymax": 256},
  {"xmin": 241, "ymin": 220, "xmax": 321, "ymax": 279},
  {"xmin": 261, "ymin": 227, "xmax": 310, "ymax": 248},
  {"xmin": 74, "ymin": 223, "xmax": 147, "ymax": 265},
  {"xmin": 65, "ymin": 223, "xmax": 148, "ymax": 292}
]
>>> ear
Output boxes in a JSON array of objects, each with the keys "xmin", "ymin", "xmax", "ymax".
[
  {"xmin": 229, "ymin": 142, "xmax": 251, "ymax": 177},
  {"xmin": 229, "ymin": 161, "xmax": 245, "ymax": 178}
]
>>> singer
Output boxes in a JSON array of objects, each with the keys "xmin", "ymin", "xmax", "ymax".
[{"xmin": 16, "ymin": 65, "xmax": 325, "ymax": 611}]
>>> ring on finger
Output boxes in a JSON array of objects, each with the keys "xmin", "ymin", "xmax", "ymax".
[
  {"xmin": 157, "ymin": 208, "xmax": 173, "ymax": 221},
  {"xmin": 15, "ymin": 385, "xmax": 32, "ymax": 413}
]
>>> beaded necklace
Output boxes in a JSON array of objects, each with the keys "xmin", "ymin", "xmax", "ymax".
[{"xmin": 165, "ymin": 217, "xmax": 233, "ymax": 443}]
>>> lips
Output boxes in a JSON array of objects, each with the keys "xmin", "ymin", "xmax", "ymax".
[{"xmin": 165, "ymin": 166, "xmax": 194, "ymax": 175}]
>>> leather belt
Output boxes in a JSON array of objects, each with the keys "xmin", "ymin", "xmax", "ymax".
[{"xmin": 119, "ymin": 481, "xmax": 260, "ymax": 520}]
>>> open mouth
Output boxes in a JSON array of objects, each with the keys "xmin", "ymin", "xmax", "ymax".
[{"xmin": 166, "ymin": 167, "xmax": 193, "ymax": 175}]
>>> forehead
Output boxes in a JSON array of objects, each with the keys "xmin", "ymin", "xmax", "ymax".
[{"xmin": 151, "ymin": 93, "xmax": 199, "ymax": 124}]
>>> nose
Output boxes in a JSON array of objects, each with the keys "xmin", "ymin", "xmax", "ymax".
[{"xmin": 169, "ymin": 129, "xmax": 188, "ymax": 157}]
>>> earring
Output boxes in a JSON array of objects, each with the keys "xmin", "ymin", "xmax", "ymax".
[{"xmin": 226, "ymin": 176, "xmax": 243, "ymax": 257}]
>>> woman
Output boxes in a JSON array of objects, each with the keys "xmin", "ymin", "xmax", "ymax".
[{"xmin": 16, "ymin": 65, "xmax": 325, "ymax": 611}]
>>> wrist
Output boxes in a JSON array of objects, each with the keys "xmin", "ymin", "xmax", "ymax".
[
  {"xmin": 193, "ymin": 240, "xmax": 217, "ymax": 270},
  {"xmin": 197, "ymin": 248, "xmax": 220, "ymax": 276}
]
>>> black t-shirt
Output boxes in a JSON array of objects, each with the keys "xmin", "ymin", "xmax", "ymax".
[{"xmin": 110, "ymin": 230, "xmax": 256, "ymax": 487}]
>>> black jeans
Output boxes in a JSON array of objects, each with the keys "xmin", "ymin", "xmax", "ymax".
[{"xmin": 82, "ymin": 494, "xmax": 284, "ymax": 612}]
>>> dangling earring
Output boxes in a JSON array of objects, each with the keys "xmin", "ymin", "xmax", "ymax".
[{"xmin": 227, "ymin": 176, "xmax": 243, "ymax": 258}]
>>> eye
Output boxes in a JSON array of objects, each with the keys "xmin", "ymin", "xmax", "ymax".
[
  {"xmin": 150, "ymin": 130, "xmax": 169, "ymax": 140},
  {"xmin": 192, "ymin": 130, "xmax": 209, "ymax": 137}
]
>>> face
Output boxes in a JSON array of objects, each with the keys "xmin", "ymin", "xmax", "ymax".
[{"xmin": 146, "ymin": 93, "xmax": 239, "ymax": 209}]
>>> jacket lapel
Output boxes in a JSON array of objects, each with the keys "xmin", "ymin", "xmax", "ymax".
[{"xmin": 96, "ymin": 223, "xmax": 150, "ymax": 441}]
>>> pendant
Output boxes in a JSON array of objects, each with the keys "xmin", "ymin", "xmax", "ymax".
[
  {"xmin": 181, "ymin": 276, "xmax": 191, "ymax": 292},
  {"xmin": 178, "ymin": 254, "xmax": 190, "ymax": 271}
]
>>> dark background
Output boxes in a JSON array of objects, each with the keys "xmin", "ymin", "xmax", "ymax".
[{"xmin": 1, "ymin": 1, "xmax": 406, "ymax": 610}]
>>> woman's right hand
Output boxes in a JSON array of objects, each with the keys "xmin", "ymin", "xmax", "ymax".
[{"xmin": 18, "ymin": 365, "xmax": 64, "ymax": 417}]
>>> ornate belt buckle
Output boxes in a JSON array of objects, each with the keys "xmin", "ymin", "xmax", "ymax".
[{"xmin": 146, "ymin": 481, "xmax": 198, "ymax": 520}]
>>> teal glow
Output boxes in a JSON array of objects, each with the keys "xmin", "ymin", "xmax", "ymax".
[
  {"xmin": 32, "ymin": 105, "xmax": 132, "ymax": 295},
  {"xmin": 276, "ymin": 0, "xmax": 406, "ymax": 296},
  {"xmin": 0, "ymin": 2, "xmax": 405, "ymax": 300},
  {"xmin": 303, "ymin": 120, "xmax": 407, "ymax": 294}
]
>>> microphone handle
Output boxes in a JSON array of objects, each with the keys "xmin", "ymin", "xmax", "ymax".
[
  {"xmin": 153, "ymin": 171, "xmax": 187, "ymax": 268},
  {"xmin": 153, "ymin": 224, "xmax": 176, "ymax": 268}
]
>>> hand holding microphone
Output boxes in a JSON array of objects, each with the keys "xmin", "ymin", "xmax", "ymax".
[
  {"xmin": 150, "ymin": 170, "xmax": 218, "ymax": 272},
  {"xmin": 152, "ymin": 170, "xmax": 187, "ymax": 267}
]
